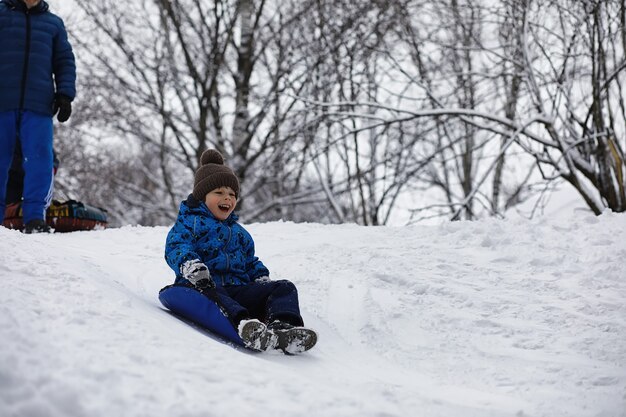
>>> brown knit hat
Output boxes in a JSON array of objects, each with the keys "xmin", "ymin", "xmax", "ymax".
[{"xmin": 192, "ymin": 149, "xmax": 240, "ymax": 201}]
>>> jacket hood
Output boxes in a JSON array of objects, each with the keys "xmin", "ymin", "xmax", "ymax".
[{"xmin": 4, "ymin": 0, "xmax": 49, "ymax": 13}]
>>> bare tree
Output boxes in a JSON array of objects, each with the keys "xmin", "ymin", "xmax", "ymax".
[
  {"xmin": 516, "ymin": 0, "xmax": 626, "ymax": 214},
  {"xmin": 299, "ymin": 0, "xmax": 626, "ymax": 220},
  {"xmin": 56, "ymin": 0, "xmax": 624, "ymax": 226},
  {"xmin": 65, "ymin": 0, "xmax": 317, "ymax": 224}
]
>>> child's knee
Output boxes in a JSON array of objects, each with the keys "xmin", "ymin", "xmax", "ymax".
[{"xmin": 273, "ymin": 279, "xmax": 298, "ymax": 294}]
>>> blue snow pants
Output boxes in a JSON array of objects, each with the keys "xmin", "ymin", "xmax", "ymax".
[
  {"xmin": 206, "ymin": 280, "xmax": 304, "ymax": 327},
  {"xmin": 0, "ymin": 111, "xmax": 54, "ymax": 224}
]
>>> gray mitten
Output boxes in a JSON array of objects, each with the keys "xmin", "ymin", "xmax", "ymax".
[{"xmin": 181, "ymin": 259, "xmax": 215, "ymax": 289}]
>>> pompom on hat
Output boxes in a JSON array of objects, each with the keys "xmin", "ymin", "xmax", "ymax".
[{"xmin": 192, "ymin": 149, "xmax": 240, "ymax": 201}]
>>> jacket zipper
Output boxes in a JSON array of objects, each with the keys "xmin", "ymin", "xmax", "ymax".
[{"xmin": 15, "ymin": 8, "xmax": 32, "ymax": 139}]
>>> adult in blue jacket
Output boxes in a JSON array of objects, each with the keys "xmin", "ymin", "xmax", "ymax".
[{"xmin": 0, "ymin": 0, "xmax": 75, "ymax": 233}]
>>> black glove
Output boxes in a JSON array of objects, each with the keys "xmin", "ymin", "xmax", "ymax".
[
  {"xmin": 53, "ymin": 94, "xmax": 72, "ymax": 123},
  {"xmin": 181, "ymin": 259, "xmax": 215, "ymax": 289}
]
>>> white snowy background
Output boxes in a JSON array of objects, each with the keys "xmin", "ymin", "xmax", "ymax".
[{"xmin": 1, "ymin": 208, "xmax": 625, "ymax": 417}]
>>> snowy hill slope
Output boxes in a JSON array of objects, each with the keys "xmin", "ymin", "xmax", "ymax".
[{"xmin": 1, "ymin": 213, "xmax": 625, "ymax": 417}]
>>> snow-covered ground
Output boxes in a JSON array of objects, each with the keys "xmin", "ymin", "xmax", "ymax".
[{"xmin": 1, "ymin": 211, "xmax": 625, "ymax": 417}]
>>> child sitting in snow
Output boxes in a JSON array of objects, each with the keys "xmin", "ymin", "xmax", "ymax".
[{"xmin": 164, "ymin": 149, "xmax": 317, "ymax": 353}]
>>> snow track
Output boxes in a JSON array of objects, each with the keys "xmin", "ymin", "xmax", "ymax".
[{"xmin": 1, "ymin": 213, "xmax": 625, "ymax": 417}]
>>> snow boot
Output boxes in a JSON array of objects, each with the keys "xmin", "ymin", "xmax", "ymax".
[
  {"xmin": 23, "ymin": 219, "xmax": 52, "ymax": 234},
  {"xmin": 267, "ymin": 321, "xmax": 317, "ymax": 354},
  {"xmin": 238, "ymin": 319, "xmax": 277, "ymax": 351}
]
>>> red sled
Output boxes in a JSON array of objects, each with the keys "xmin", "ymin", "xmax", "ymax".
[{"xmin": 3, "ymin": 199, "xmax": 108, "ymax": 232}]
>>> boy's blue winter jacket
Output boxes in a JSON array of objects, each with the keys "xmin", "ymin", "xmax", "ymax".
[
  {"xmin": 0, "ymin": 0, "xmax": 76, "ymax": 116},
  {"xmin": 165, "ymin": 195, "xmax": 270, "ymax": 287}
]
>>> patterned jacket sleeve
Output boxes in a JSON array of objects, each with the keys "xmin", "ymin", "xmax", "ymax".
[
  {"xmin": 244, "ymin": 233, "xmax": 270, "ymax": 281},
  {"xmin": 164, "ymin": 217, "xmax": 201, "ymax": 275}
]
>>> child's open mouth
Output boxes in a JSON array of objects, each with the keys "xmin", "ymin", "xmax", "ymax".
[{"xmin": 218, "ymin": 204, "xmax": 231, "ymax": 212}]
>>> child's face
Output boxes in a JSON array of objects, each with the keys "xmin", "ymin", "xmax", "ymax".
[{"xmin": 205, "ymin": 187, "xmax": 237, "ymax": 220}]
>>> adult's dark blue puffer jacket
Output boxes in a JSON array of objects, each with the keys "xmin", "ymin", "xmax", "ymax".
[
  {"xmin": 0, "ymin": 0, "xmax": 76, "ymax": 116},
  {"xmin": 165, "ymin": 195, "xmax": 270, "ymax": 287}
]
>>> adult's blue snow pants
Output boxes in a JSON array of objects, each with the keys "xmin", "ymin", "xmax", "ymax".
[{"xmin": 0, "ymin": 110, "xmax": 54, "ymax": 224}]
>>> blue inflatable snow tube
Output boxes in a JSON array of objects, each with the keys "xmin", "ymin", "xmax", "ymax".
[{"xmin": 159, "ymin": 285, "xmax": 245, "ymax": 347}]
